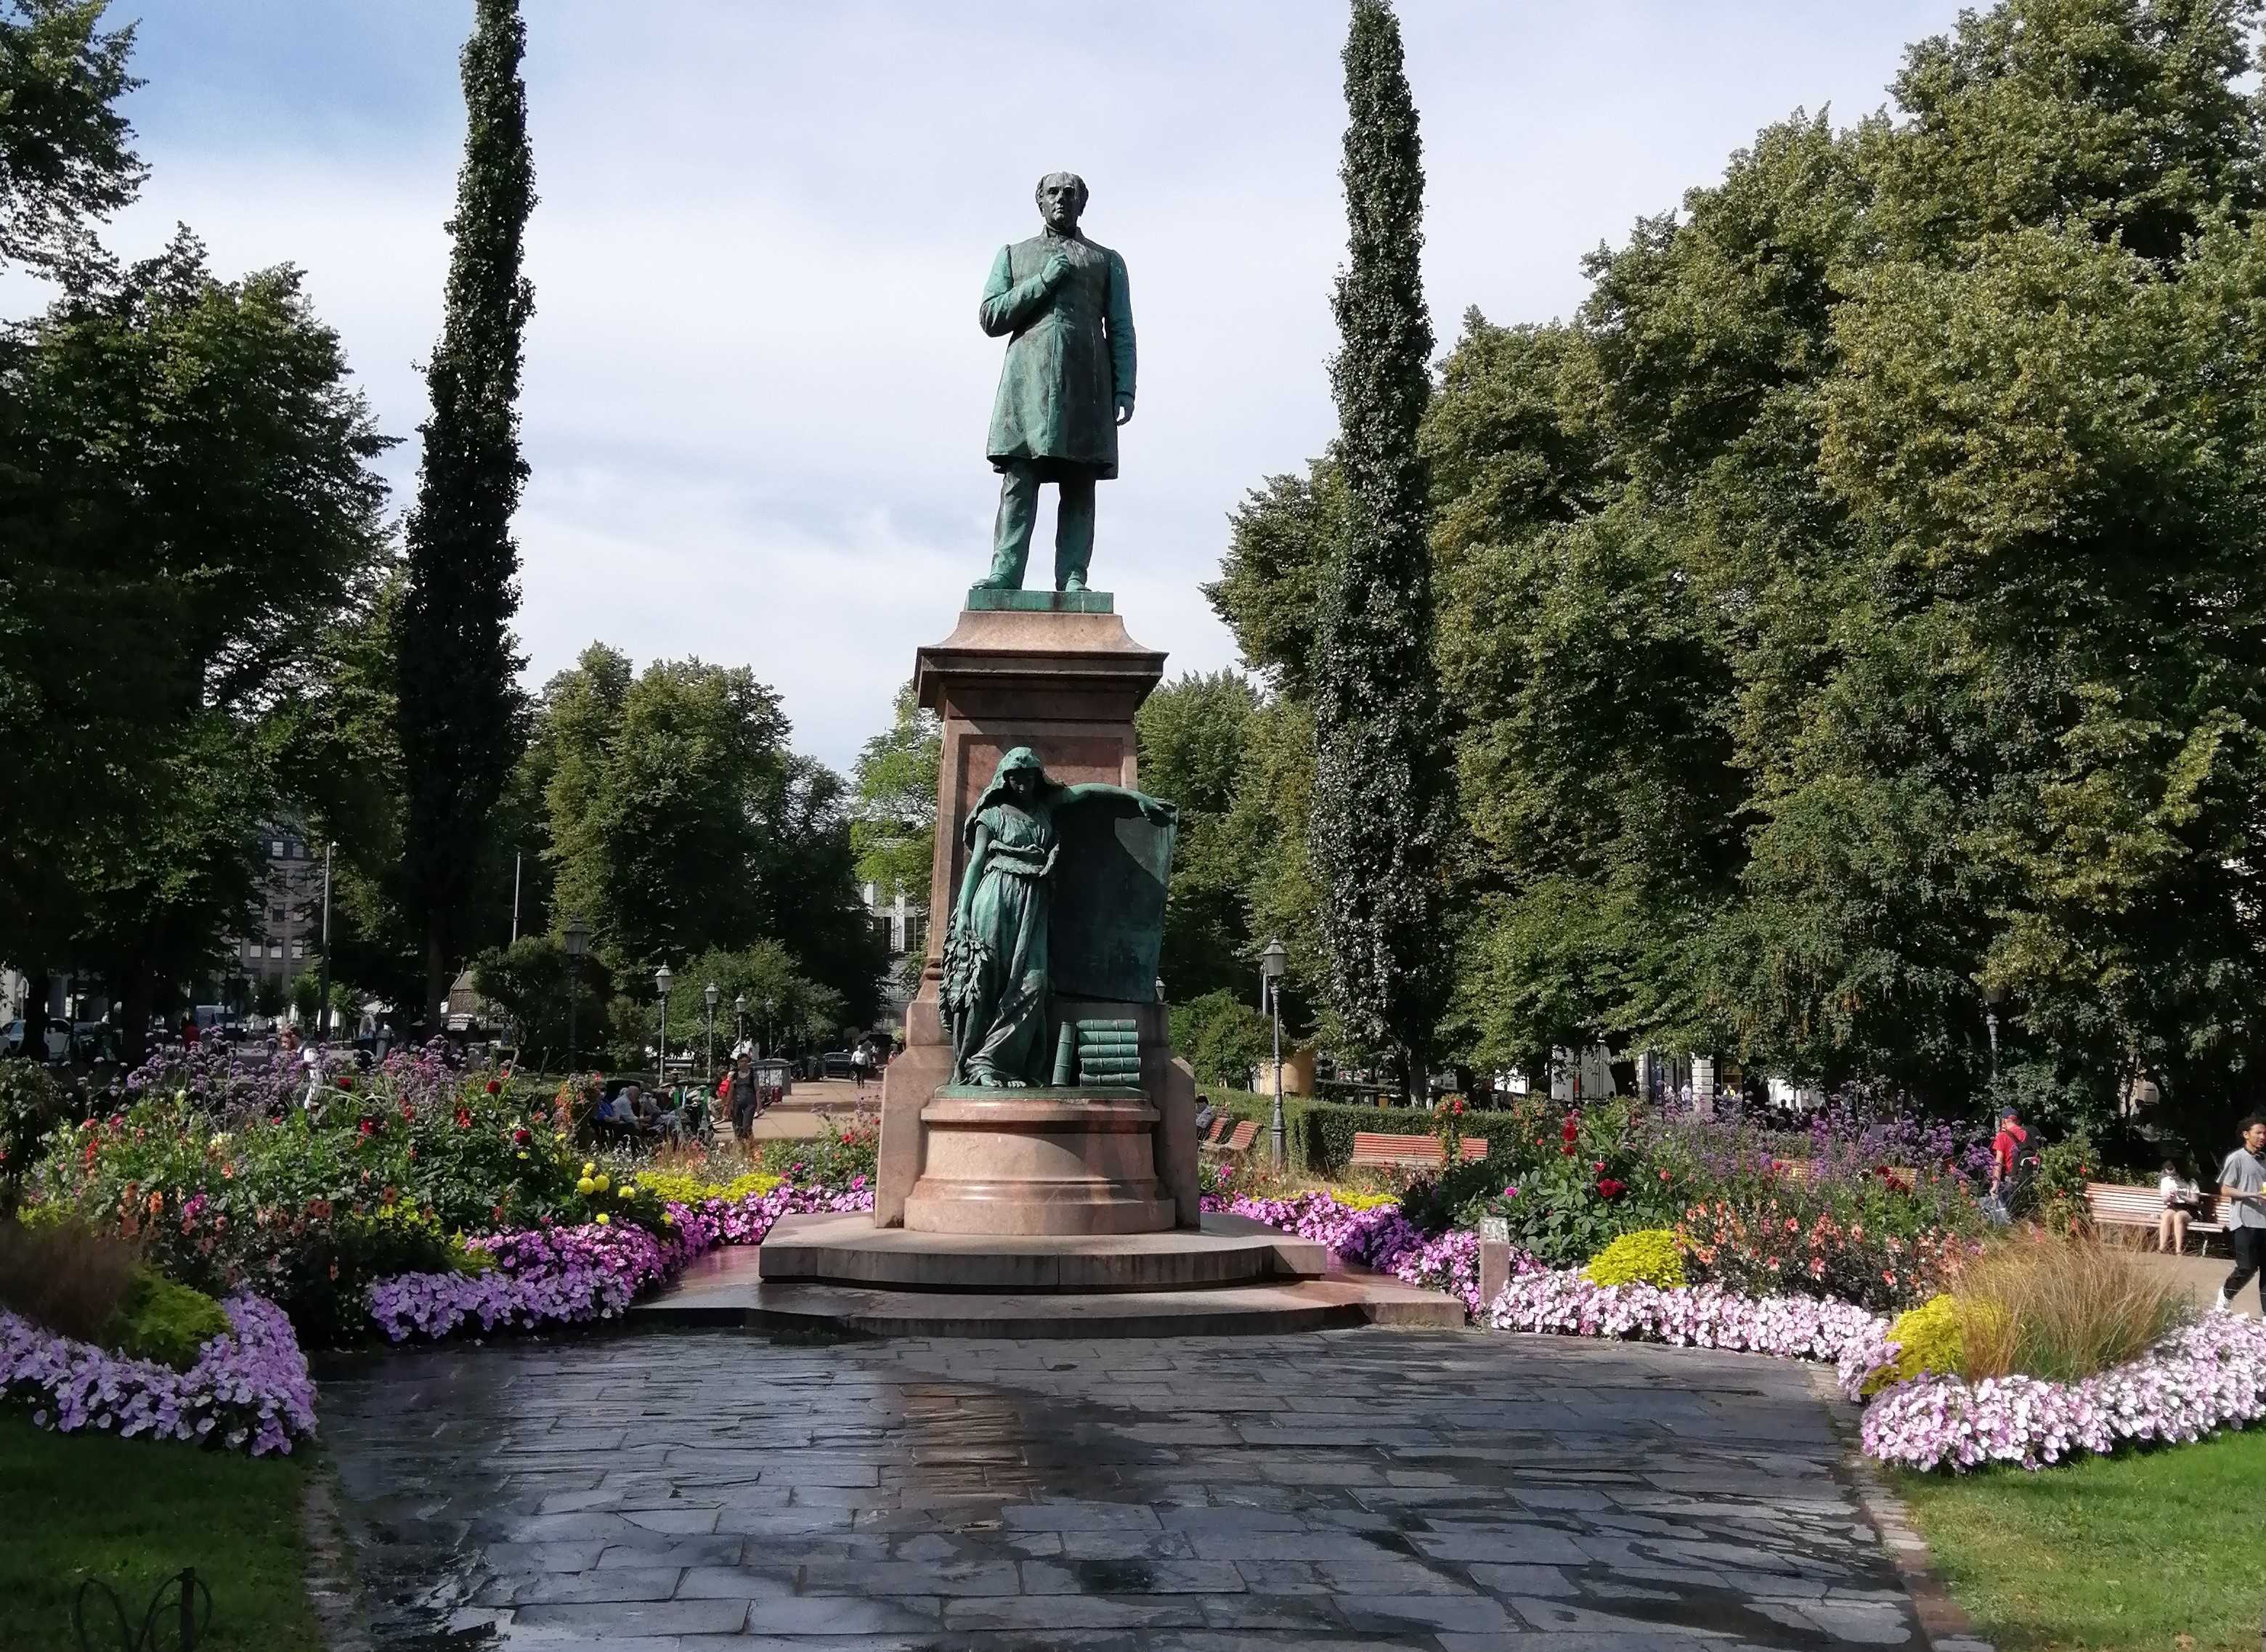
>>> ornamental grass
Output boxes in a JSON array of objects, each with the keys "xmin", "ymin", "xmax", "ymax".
[
  {"xmin": 0, "ymin": 1215, "xmax": 142, "ymax": 1346},
  {"xmin": 1952, "ymin": 1231, "xmax": 2193, "ymax": 1383}
]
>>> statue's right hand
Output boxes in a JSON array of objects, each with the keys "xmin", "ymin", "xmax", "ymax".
[{"xmin": 1041, "ymin": 250, "xmax": 1073, "ymax": 287}]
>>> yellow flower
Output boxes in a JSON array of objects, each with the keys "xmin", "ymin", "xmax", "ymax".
[
  {"xmin": 595, "ymin": 1212, "xmax": 610, "ymax": 1225},
  {"xmin": 581, "ymin": 1161, "xmax": 596, "ymax": 1176},
  {"xmin": 516, "ymin": 1150, "xmax": 528, "ymax": 1160},
  {"xmin": 661, "ymin": 1211, "xmax": 674, "ymax": 1224},
  {"xmin": 576, "ymin": 1177, "xmax": 596, "ymax": 1195},
  {"xmin": 593, "ymin": 1173, "xmax": 611, "ymax": 1193}
]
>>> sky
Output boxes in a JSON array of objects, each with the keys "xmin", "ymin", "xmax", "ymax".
[{"xmin": 28, "ymin": 0, "xmax": 1968, "ymax": 771}]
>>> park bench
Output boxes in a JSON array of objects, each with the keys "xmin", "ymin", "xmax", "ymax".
[
  {"xmin": 1198, "ymin": 1114, "xmax": 1233, "ymax": 1144},
  {"xmin": 1769, "ymin": 1158, "xmax": 1919, "ymax": 1187},
  {"xmin": 1201, "ymin": 1119, "xmax": 1259, "ymax": 1158},
  {"xmin": 2084, "ymin": 1180, "xmax": 2224, "ymax": 1252},
  {"xmin": 1348, "ymin": 1131, "xmax": 1488, "ymax": 1171}
]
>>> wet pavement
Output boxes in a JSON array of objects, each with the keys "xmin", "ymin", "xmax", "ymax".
[{"xmin": 318, "ymin": 1326, "xmax": 1928, "ymax": 1650}]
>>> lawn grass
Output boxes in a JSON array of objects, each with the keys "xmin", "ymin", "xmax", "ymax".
[
  {"xmin": 1896, "ymin": 1425, "xmax": 2266, "ymax": 1651},
  {"xmin": 0, "ymin": 1411, "xmax": 322, "ymax": 1651}
]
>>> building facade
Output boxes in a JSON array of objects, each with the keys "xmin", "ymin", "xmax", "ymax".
[{"xmin": 230, "ymin": 829, "xmax": 324, "ymax": 997}]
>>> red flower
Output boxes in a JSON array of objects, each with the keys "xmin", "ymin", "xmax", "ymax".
[
  {"xmin": 357, "ymin": 1118, "xmax": 375, "ymax": 1137},
  {"xmin": 485, "ymin": 1079, "xmax": 501, "ymax": 1095},
  {"xmin": 1657, "ymin": 1168, "xmax": 1671, "ymax": 1182},
  {"xmin": 453, "ymin": 1107, "xmax": 472, "ymax": 1129},
  {"xmin": 1561, "ymin": 1116, "xmax": 1579, "ymax": 1143},
  {"xmin": 513, "ymin": 1127, "xmax": 532, "ymax": 1145},
  {"xmin": 1596, "ymin": 1178, "xmax": 1626, "ymax": 1200},
  {"xmin": 338, "ymin": 1076, "xmax": 354, "ymax": 1092},
  {"xmin": 1561, "ymin": 1142, "xmax": 1577, "ymax": 1157},
  {"xmin": 1593, "ymin": 1160, "xmax": 1606, "ymax": 1173}
]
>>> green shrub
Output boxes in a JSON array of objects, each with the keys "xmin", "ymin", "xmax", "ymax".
[
  {"xmin": 1169, "ymin": 990, "xmax": 1273, "ymax": 1089},
  {"xmin": 106, "ymin": 1269, "xmax": 230, "ymax": 1370},
  {"xmin": 1868, "ymin": 1293, "xmax": 1967, "ymax": 1393},
  {"xmin": 760, "ymin": 1117, "xmax": 877, "ymax": 1187},
  {"xmin": 1583, "ymin": 1229, "xmax": 1686, "ymax": 1288}
]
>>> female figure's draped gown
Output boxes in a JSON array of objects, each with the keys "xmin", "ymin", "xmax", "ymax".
[{"xmin": 955, "ymin": 797, "xmax": 1056, "ymax": 1085}]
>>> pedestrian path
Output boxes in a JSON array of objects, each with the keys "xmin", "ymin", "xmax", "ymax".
[{"xmin": 318, "ymin": 1326, "xmax": 1940, "ymax": 1649}]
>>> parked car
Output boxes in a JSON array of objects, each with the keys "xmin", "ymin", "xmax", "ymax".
[
  {"xmin": 820, "ymin": 1049, "xmax": 856, "ymax": 1080},
  {"xmin": 1, "ymin": 1020, "xmax": 74, "ymax": 1060}
]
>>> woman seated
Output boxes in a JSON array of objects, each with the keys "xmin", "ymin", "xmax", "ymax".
[{"xmin": 2159, "ymin": 1160, "xmax": 2201, "ymax": 1253}]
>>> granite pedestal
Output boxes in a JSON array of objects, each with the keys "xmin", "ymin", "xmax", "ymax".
[{"xmin": 876, "ymin": 593, "xmax": 1199, "ymax": 1240}]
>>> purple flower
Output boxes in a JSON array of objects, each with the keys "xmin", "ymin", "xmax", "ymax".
[{"xmin": 0, "ymin": 1293, "xmax": 315, "ymax": 1457}]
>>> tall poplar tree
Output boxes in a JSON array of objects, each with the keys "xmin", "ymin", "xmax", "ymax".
[
  {"xmin": 1309, "ymin": 0, "xmax": 1452, "ymax": 1099},
  {"xmin": 397, "ymin": 0, "xmax": 535, "ymax": 1031}
]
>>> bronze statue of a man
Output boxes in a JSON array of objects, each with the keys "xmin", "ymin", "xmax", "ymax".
[{"xmin": 977, "ymin": 171, "xmax": 1136, "ymax": 593}]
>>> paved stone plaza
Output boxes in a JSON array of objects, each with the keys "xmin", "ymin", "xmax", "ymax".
[{"xmin": 320, "ymin": 1327, "xmax": 1931, "ymax": 1651}]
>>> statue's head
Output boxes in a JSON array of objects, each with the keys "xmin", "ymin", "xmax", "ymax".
[
  {"xmin": 1035, "ymin": 172, "xmax": 1088, "ymax": 234},
  {"xmin": 996, "ymin": 744, "xmax": 1046, "ymax": 799}
]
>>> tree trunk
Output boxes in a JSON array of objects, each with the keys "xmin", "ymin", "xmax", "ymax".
[
  {"xmin": 424, "ymin": 921, "xmax": 450, "ymax": 1039},
  {"xmin": 20, "ymin": 972, "xmax": 50, "ymax": 1062},
  {"xmin": 118, "ymin": 958, "xmax": 154, "ymax": 1069}
]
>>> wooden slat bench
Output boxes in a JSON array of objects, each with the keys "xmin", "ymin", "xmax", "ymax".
[
  {"xmin": 2084, "ymin": 1180, "xmax": 2224, "ymax": 1251},
  {"xmin": 1201, "ymin": 1119, "xmax": 1259, "ymax": 1157},
  {"xmin": 1349, "ymin": 1131, "xmax": 1488, "ymax": 1171}
]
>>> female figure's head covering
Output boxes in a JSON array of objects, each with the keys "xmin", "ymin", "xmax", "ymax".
[{"xmin": 963, "ymin": 746, "xmax": 1057, "ymax": 844}]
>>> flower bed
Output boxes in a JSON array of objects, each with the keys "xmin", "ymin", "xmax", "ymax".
[
  {"xmin": 0, "ymin": 1293, "xmax": 315, "ymax": 1457},
  {"xmin": 1486, "ymin": 1268, "xmax": 1890, "ymax": 1364},
  {"xmin": 1208, "ymin": 1190, "xmax": 1542, "ymax": 1315},
  {"xmin": 1859, "ymin": 1313, "xmax": 2266, "ymax": 1472},
  {"xmin": 365, "ymin": 1181, "xmax": 875, "ymax": 1343}
]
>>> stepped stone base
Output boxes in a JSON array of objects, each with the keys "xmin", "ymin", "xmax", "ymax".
[
  {"xmin": 758, "ymin": 1210, "xmax": 1323, "ymax": 1293},
  {"xmin": 633, "ymin": 1237, "xmax": 1463, "ymax": 1339}
]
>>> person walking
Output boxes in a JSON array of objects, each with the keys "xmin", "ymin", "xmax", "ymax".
[
  {"xmin": 1986, "ymin": 1107, "xmax": 2031, "ymax": 1223},
  {"xmin": 2157, "ymin": 1160, "xmax": 2201, "ymax": 1254},
  {"xmin": 2214, "ymin": 1115, "xmax": 2266, "ymax": 1313},
  {"xmin": 851, "ymin": 1043, "xmax": 871, "ymax": 1093},
  {"xmin": 724, "ymin": 1053, "xmax": 761, "ymax": 1145}
]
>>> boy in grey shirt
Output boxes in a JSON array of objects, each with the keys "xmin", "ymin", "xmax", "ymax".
[{"xmin": 2214, "ymin": 1114, "xmax": 2266, "ymax": 1313}]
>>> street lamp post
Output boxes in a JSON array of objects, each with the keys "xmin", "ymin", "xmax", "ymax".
[
  {"xmin": 703, "ymin": 982, "xmax": 720, "ymax": 1084},
  {"xmin": 760, "ymin": 998, "xmax": 773, "ymax": 1062},
  {"xmin": 734, "ymin": 994, "xmax": 747, "ymax": 1054},
  {"xmin": 1260, "ymin": 939, "xmax": 1288, "ymax": 1172},
  {"xmin": 654, "ymin": 964, "xmax": 673, "ymax": 1081},
  {"xmin": 1983, "ymin": 982, "xmax": 2005, "ymax": 1085},
  {"xmin": 563, "ymin": 916, "xmax": 589, "ymax": 1075},
  {"xmin": 314, "ymin": 841, "xmax": 334, "ymax": 1046}
]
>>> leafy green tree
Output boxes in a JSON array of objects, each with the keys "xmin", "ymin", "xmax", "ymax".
[
  {"xmin": 530, "ymin": 648, "xmax": 885, "ymax": 1031},
  {"xmin": 1203, "ymin": 463, "xmax": 1344, "ymax": 696},
  {"xmin": 849, "ymin": 679, "xmax": 939, "ymax": 916},
  {"xmin": 470, "ymin": 934, "xmax": 614, "ymax": 1068},
  {"xmin": 1168, "ymin": 988, "xmax": 1273, "ymax": 1091},
  {"xmin": 397, "ymin": 0, "xmax": 536, "ymax": 1033},
  {"xmin": 0, "ymin": 235, "xmax": 391, "ymax": 1059},
  {"xmin": 662, "ymin": 943, "xmax": 843, "ymax": 1057},
  {"xmin": 1137, "ymin": 671, "xmax": 1259, "ymax": 1001},
  {"xmin": 0, "ymin": 0, "xmax": 143, "ymax": 277},
  {"xmin": 1308, "ymin": 0, "xmax": 1453, "ymax": 1099}
]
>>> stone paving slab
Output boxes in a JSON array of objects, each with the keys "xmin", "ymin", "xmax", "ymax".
[{"xmin": 317, "ymin": 1327, "xmax": 1933, "ymax": 1649}]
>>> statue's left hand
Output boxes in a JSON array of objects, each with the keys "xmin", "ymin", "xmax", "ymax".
[{"xmin": 1115, "ymin": 396, "xmax": 1134, "ymax": 427}]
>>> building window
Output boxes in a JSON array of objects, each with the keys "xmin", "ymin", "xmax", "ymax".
[
  {"xmin": 291, "ymin": 939, "xmax": 306, "ymax": 961},
  {"xmin": 267, "ymin": 942, "xmax": 283, "ymax": 959},
  {"xmin": 272, "ymin": 906, "xmax": 287, "ymax": 924},
  {"xmin": 270, "ymin": 839, "xmax": 286, "ymax": 858}
]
